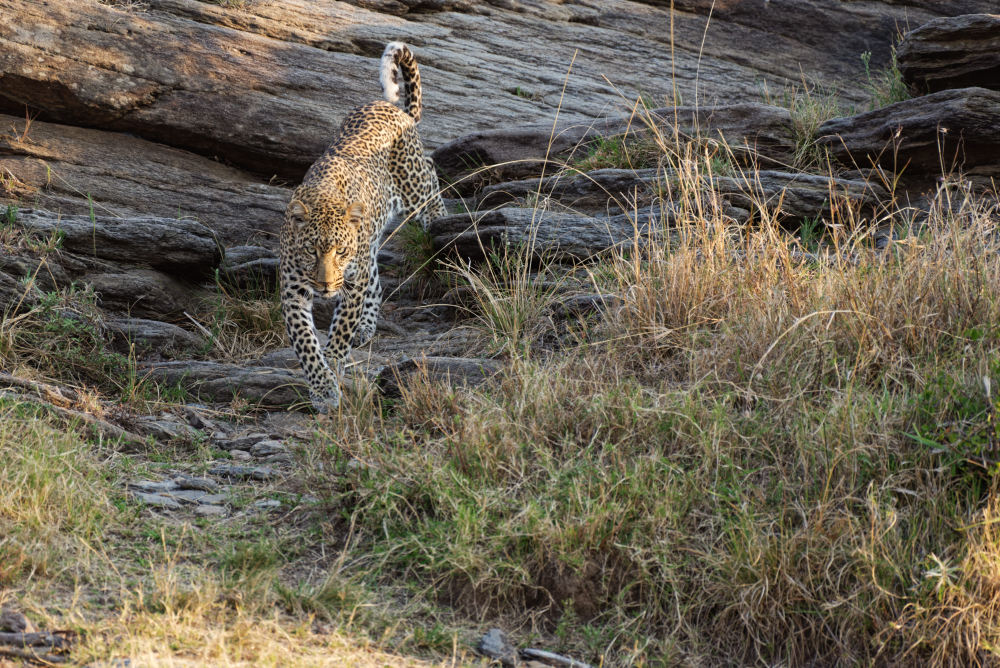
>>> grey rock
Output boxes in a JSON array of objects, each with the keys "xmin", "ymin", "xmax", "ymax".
[
  {"xmin": 133, "ymin": 416, "xmax": 200, "ymax": 442},
  {"xmin": 434, "ymin": 104, "xmax": 796, "ymax": 194},
  {"xmin": 17, "ymin": 211, "xmax": 220, "ymax": 275},
  {"xmin": 172, "ymin": 475, "xmax": 220, "ymax": 493},
  {"xmin": 551, "ymin": 294, "xmax": 620, "ymax": 320},
  {"xmin": 711, "ymin": 171, "xmax": 889, "ymax": 225},
  {"xmin": 219, "ymin": 432, "xmax": 271, "ymax": 451},
  {"xmin": 183, "ymin": 406, "xmax": 220, "ymax": 432},
  {"xmin": 818, "ymin": 87, "xmax": 1000, "ymax": 178},
  {"xmin": 142, "ymin": 361, "xmax": 311, "ymax": 408},
  {"xmin": 208, "ymin": 464, "xmax": 276, "ymax": 481},
  {"xmin": 0, "ymin": 608, "xmax": 28, "ymax": 633},
  {"xmin": 162, "ymin": 489, "xmax": 226, "ymax": 505},
  {"xmin": 378, "ymin": 357, "xmax": 502, "ymax": 398},
  {"xmin": 0, "ymin": 115, "xmax": 287, "ymax": 248},
  {"xmin": 194, "ymin": 504, "xmax": 227, "ymax": 517},
  {"xmin": 898, "ymin": 14, "xmax": 1000, "ymax": 94},
  {"xmin": 264, "ymin": 453, "xmax": 294, "ymax": 465},
  {"xmin": 230, "ymin": 450, "xmax": 252, "ymax": 461},
  {"xmin": 128, "ymin": 479, "xmax": 179, "ymax": 494},
  {"xmin": 477, "ymin": 628, "xmax": 519, "ymax": 667},
  {"xmin": 253, "ymin": 499, "xmax": 282, "ymax": 510},
  {"xmin": 132, "ymin": 492, "xmax": 182, "ymax": 510},
  {"xmin": 250, "ymin": 440, "xmax": 286, "ymax": 457},
  {"xmin": 479, "ymin": 168, "xmax": 661, "ymax": 215},
  {"xmin": 85, "ymin": 269, "xmax": 205, "ymax": 320},
  {"xmin": 428, "ymin": 207, "xmax": 665, "ymax": 262},
  {"xmin": 105, "ymin": 318, "xmax": 204, "ymax": 356}
]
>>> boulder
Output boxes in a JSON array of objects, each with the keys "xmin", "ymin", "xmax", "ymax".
[
  {"xmin": 428, "ymin": 207, "xmax": 664, "ymax": 262},
  {"xmin": 105, "ymin": 317, "xmax": 205, "ymax": 356},
  {"xmin": 377, "ymin": 356, "xmax": 502, "ymax": 397},
  {"xmin": 0, "ymin": 114, "xmax": 288, "ymax": 247},
  {"xmin": 142, "ymin": 360, "xmax": 310, "ymax": 407},
  {"xmin": 17, "ymin": 210, "xmax": 221, "ymax": 275},
  {"xmin": 478, "ymin": 169, "xmax": 661, "ymax": 215},
  {"xmin": 433, "ymin": 105, "xmax": 796, "ymax": 194},
  {"xmin": 817, "ymin": 87, "xmax": 1000, "ymax": 178},
  {"xmin": 897, "ymin": 14, "xmax": 1000, "ymax": 94},
  {"xmin": 711, "ymin": 171, "xmax": 889, "ymax": 225},
  {"xmin": 85, "ymin": 269, "xmax": 204, "ymax": 320}
]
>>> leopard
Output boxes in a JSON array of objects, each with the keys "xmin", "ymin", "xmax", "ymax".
[{"xmin": 279, "ymin": 41, "xmax": 446, "ymax": 412}]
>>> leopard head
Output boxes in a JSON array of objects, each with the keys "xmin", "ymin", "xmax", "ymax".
[{"xmin": 286, "ymin": 197, "xmax": 365, "ymax": 298}]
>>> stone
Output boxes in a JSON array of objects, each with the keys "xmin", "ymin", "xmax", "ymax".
[
  {"xmin": 208, "ymin": 464, "xmax": 275, "ymax": 481},
  {"xmin": 378, "ymin": 357, "xmax": 502, "ymax": 398},
  {"xmin": 710, "ymin": 171, "xmax": 889, "ymax": 225},
  {"xmin": 105, "ymin": 318, "xmax": 205, "ymax": 356},
  {"xmin": 230, "ymin": 450, "xmax": 252, "ymax": 461},
  {"xmin": 253, "ymin": 499, "xmax": 282, "ymax": 510},
  {"xmin": 817, "ymin": 87, "xmax": 1000, "ymax": 179},
  {"xmin": 478, "ymin": 168, "xmax": 661, "ymax": 215},
  {"xmin": 85, "ymin": 268, "xmax": 205, "ymax": 320},
  {"xmin": 264, "ymin": 453, "xmax": 293, "ymax": 465},
  {"xmin": 131, "ymin": 492, "xmax": 182, "ymax": 510},
  {"xmin": 477, "ymin": 628, "xmax": 519, "ymax": 667},
  {"xmin": 434, "ymin": 104, "xmax": 796, "ymax": 195},
  {"xmin": 250, "ymin": 440, "xmax": 286, "ymax": 457},
  {"xmin": 0, "ymin": 114, "xmax": 288, "ymax": 247},
  {"xmin": 162, "ymin": 489, "xmax": 226, "ymax": 504},
  {"xmin": 16, "ymin": 210, "xmax": 221, "ymax": 276},
  {"xmin": 128, "ymin": 479, "xmax": 179, "ymax": 494},
  {"xmin": 0, "ymin": 608, "xmax": 28, "ymax": 634},
  {"xmin": 183, "ymin": 406, "xmax": 220, "ymax": 432},
  {"xmin": 219, "ymin": 432, "xmax": 270, "ymax": 451},
  {"xmin": 142, "ymin": 361, "xmax": 311, "ymax": 408},
  {"xmin": 172, "ymin": 475, "xmax": 219, "ymax": 493},
  {"xmin": 897, "ymin": 14, "xmax": 1000, "ymax": 94},
  {"xmin": 133, "ymin": 416, "xmax": 200, "ymax": 442},
  {"xmin": 428, "ymin": 207, "xmax": 664, "ymax": 262},
  {"xmin": 194, "ymin": 505, "xmax": 227, "ymax": 517}
]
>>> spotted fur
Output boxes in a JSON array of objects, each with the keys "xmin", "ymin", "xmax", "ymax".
[{"xmin": 279, "ymin": 42, "xmax": 445, "ymax": 412}]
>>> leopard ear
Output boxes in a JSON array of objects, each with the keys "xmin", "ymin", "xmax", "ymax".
[
  {"xmin": 347, "ymin": 202, "xmax": 364, "ymax": 230},
  {"xmin": 288, "ymin": 199, "xmax": 309, "ymax": 223}
]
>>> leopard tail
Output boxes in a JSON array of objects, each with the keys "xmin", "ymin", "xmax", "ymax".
[{"xmin": 380, "ymin": 42, "xmax": 423, "ymax": 123}]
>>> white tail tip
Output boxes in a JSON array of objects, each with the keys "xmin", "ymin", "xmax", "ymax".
[{"xmin": 380, "ymin": 42, "xmax": 405, "ymax": 103}]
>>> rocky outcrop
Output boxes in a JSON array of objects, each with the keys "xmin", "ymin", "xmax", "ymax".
[
  {"xmin": 711, "ymin": 171, "xmax": 889, "ymax": 224},
  {"xmin": 897, "ymin": 14, "xmax": 1000, "ymax": 94},
  {"xmin": 0, "ymin": 114, "xmax": 288, "ymax": 247},
  {"xmin": 817, "ymin": 87, "xmax": 1000, "ymax": 178},
  {"xmin": 142, "ymin": 361, "xmax": 310, "ymax": 407},
  {"xmin": 433, "ymin": 104, "xmax": 797, "ymax": 195},
  {"xmin": 428, "ymin": 207, "xmax": 664, "ymax": 262},
  {"xmin": 17, "ymin": 211, "xmax": 220, "ymax": 275},
  {"xmin": 105, "ymin": 317, "xmax": 205, "ymax": 357},
  {"xmin": 1, "ymin": 0, "xmax": 980, "ymax": 182}
]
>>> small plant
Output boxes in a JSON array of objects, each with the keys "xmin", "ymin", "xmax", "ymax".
[
  {"xmin": 862, "ymin": 45, "xmax": 909, "ymax": 110},
  {"xmin": 573, "ymin": 134, "xmax": 658, "ymax": 171},
  {"xmin": 762, "ymin": 81, "xmax": 841, "ymax": 170}
]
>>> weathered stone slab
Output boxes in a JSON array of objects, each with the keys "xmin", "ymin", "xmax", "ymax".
[
  {"xmin": 898, "ymin": 14, "xmax": 1000, "ymax": 94},
  {"xmin": 17, "ymin": 211, "xmax": 221, "ymax": 274},
  {"xmin": 105, "ymin": 318, "xmax": 205, "ymax": 356},
  {"xmin": 817, "ymin": 87, "xmax": 1000, "ymax": 177},
  {"xmin": 0, "ymin": 115, "xmax": 288, "ymax": 247},
  {"xmin": 428, "ymin": 207, "xmax": 663, "ymax": 262},
  {"xmin": 143, "ymin": 361, "xmax": 310, "ymax": 407},
  {"xmin": 377, "ymin": 356, "xmax": 502, "ymax": 397}
]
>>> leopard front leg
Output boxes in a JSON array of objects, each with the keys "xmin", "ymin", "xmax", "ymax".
[
  {"xmin": 281, "ymin": 276, "xmax": 341, "ymax": 412},
  {"xmin": 352, "ymin": 251, "xmax": 382, "ymax": 347}
]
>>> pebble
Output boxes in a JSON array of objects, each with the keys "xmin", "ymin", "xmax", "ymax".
[
  {"xmin": 250, "ymin": 440, "xmax": 286, "ymax": 457},
  {"xmin": 172, "ymin": 474, "xmax": 219, "ymax": 492},
  {"xmin": 208, "ymin": 464, "xmax": 275, "ymax": 481},
  {"xmin": 128, "ymin": 479, "xmax": 178, "ymax": 494},
  {"xmin": 477, "ymin": 628, "xmax": 518, "ymax": 667},
  {"xmin": 132, "ymin": 492, "xmax": 182, "ymax": 510},
  {"xmin": 253, "ymin": 499, "xmax": 281, "ymax": 510},
  {"xmin": 194, "ymin": 504, "xmax": 227, "ymax": 517}
]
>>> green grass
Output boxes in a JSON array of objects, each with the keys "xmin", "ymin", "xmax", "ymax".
[{"xmin": 862, "ymin": 45, "xmax": 910, "ymax": 110}]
